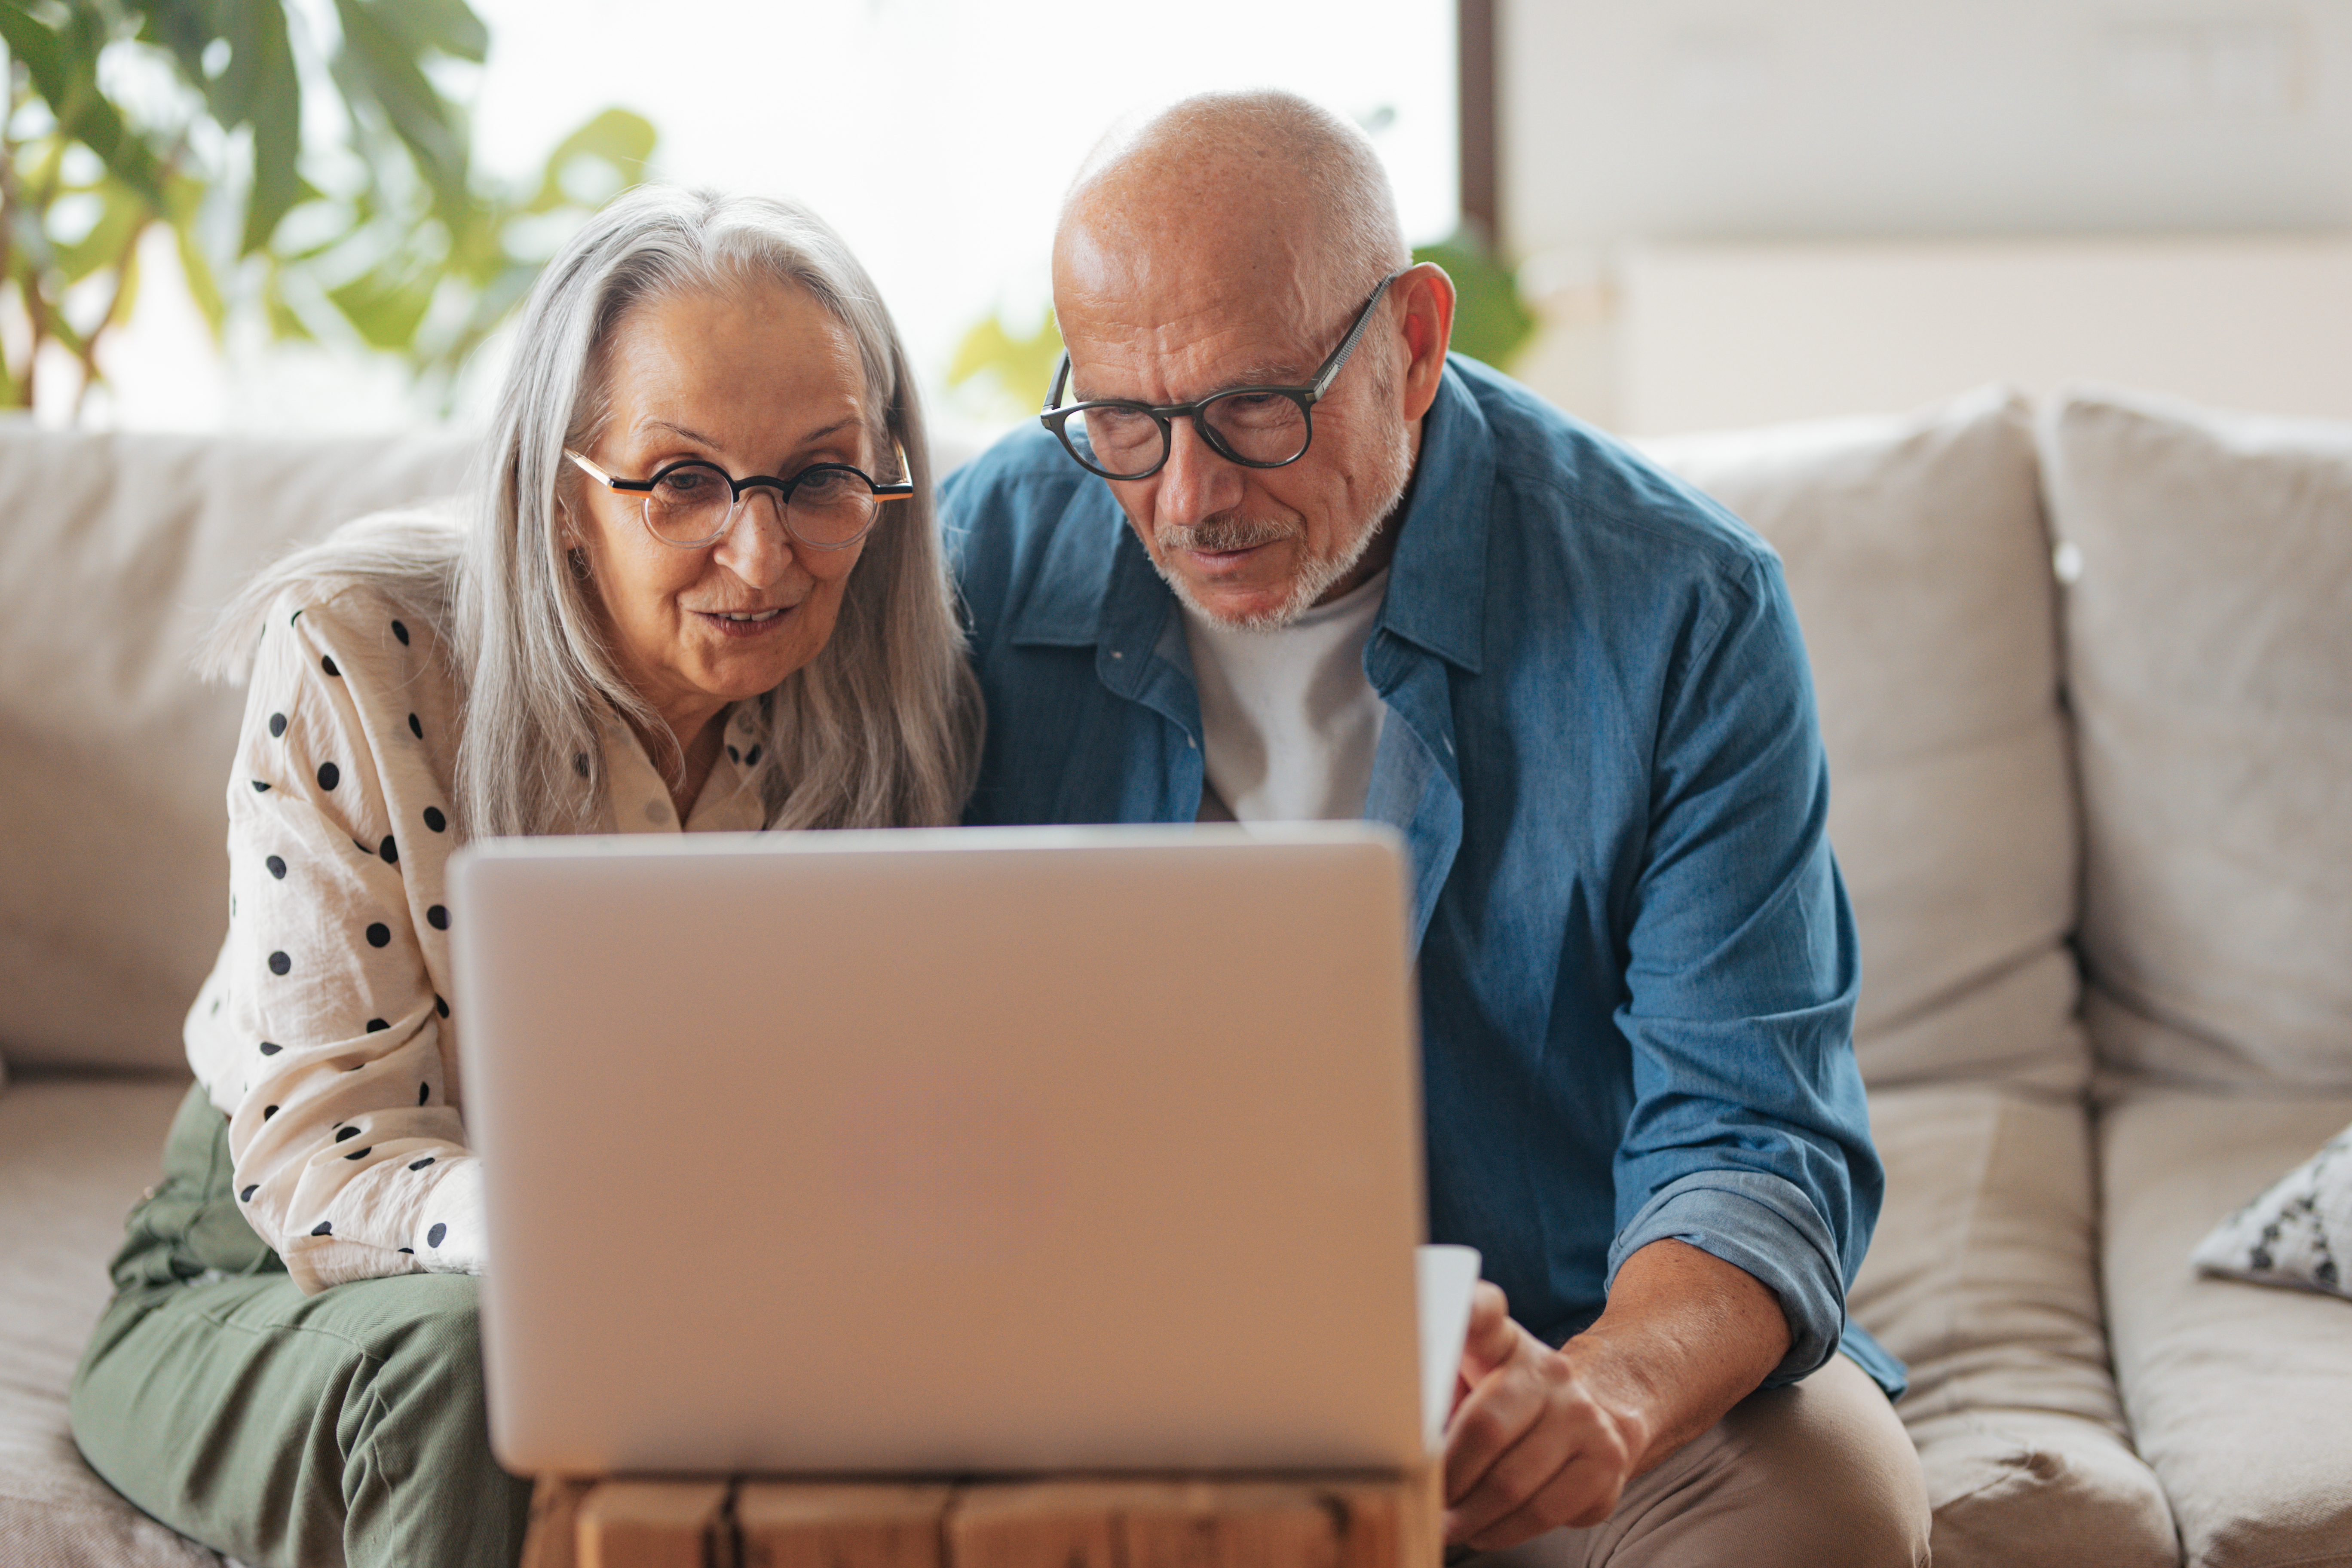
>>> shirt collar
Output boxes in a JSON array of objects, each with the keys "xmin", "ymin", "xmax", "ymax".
[
  {"xmin": 595, "ymin": 699, "xmax": 769, "ymax": 834},
  {"xmin": 695, "ymin": 705, "xmax": 771, "ymax": 832},
  {"xmin": 1374, "ymin": 362, "xmax": 1490, "ymax": 674},
  {"xmin": 1008, "ymin": 482, "xmax": 1129, "ymax": 649},
  {"xmin": 1006, "ymin": 358, "xmax": 1492, "ymax": 677}
]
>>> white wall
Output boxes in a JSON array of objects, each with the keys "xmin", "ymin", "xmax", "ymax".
[
  {"xmin": 1504, "ymin": 0, "xmax": 2352, "ymax": 248},
  {"xmin": 1614, "ymin": 236, "xmax": 2352, "ymax": 434},
  {"xmin": 1496, "ymin": 0, "xmax": 2352, "ymax": 429}
]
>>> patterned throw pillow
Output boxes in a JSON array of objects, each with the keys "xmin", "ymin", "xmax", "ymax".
[{"xmin": 2193, "ymin": 1124, "xmax": 2352, "ymax": 1298}]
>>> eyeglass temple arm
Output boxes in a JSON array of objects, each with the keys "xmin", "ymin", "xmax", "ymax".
[
  {"xmin": 1308, "ymin": 269, "xmax": 1407, "ymax": 400},
  {"xmin": 873, "ymin": 441, "xmax": 916, "ymax": 499},
  {"xmin": 564, "ymin": 447, "xmax": 655, "ymax": 493},
  {"xmin": 1042, "ymin": 352, "xmax": 1073, "ymax": 416}
]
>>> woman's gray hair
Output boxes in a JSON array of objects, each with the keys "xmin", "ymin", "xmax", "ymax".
[{"xmin": 208, "ymin": 185, "xmax": 982, "ymax": 840}]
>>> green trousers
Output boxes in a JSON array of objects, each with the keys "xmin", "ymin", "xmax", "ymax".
[{"xmin": 70, "ymin": 1084, "xmax": 533, "ymax": 1568}]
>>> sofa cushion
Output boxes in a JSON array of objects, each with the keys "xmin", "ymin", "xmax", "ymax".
[
  {"xmin": 0, "ymin": 1075, "xmax": 228, "ymax": 1565},
  {"xmin": 2042, "ymin": 390, "xmax": 2352, "ymax": 1090},
  {"xmin": 1646, "ymin": 387, "xmax": 2086, "ymax": 1091},
  {"xmin": 2101, "ymin": 1087, "xmax": 2352, "ymax": 1568},
  {"xmin": 0, "ymin": 429, "xmax": 473, "ymax": 1072},
  {"xmin": 1850, "ymin": 1083, "xmax": 2175, "ymax": 1568}
]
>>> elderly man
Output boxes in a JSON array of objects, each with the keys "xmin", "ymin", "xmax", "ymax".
[{"xmin": 942, "ymin": 91, "xmax": 1930, "ymax": 1565}]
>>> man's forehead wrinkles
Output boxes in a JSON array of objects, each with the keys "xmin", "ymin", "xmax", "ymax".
[
  {"xmin": 1055, "ymin": 221, "xmax": 1335, "ymax": 404},
  {"xmin": 1072, "ymin": 360, "xmax": 1306, "ymax": 406},
  {"xmin": 1077, "ymin": 290, "xmax": 1320, "ymax": 378},
  {"xmin": 1059, "ymin": 201, "xmax": 1321, "ymax": 315},
  {"xmin": 1069, "ymin": 323, "xmax": 1309, "ymax": 405}
]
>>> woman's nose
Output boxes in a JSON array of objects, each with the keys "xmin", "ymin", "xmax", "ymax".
[{"xmin": 712, "ymin": 489, "xmax": 799, "ymax": 585}]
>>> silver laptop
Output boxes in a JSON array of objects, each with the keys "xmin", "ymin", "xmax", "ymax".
[{"xmin": 449, "ymin": 822, "xmax": 1428, "ymax": 1476}]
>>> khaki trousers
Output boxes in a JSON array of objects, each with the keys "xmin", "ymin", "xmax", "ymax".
[{"xmin": 1464, "ymin": 1351, "xmax": 1931, "ymax": 1568}]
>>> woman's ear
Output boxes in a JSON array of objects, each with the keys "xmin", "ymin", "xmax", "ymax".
[{"xmin": 556, "ymin": 496, "xmax": 591, "ymax": 576}]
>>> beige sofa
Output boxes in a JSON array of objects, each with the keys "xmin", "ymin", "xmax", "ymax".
[{"xmin": 2, "ymin": 387, "xmax": 2346, "ymax": 1568}]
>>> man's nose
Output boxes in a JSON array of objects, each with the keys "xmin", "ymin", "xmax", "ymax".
[
  {"xmin": 1153, "ymin": 416, "xmax": 1244, "ymax": 525},
  {"xmin": 713, "ymin": 487, "xmax": 799, "ymax": 586}
]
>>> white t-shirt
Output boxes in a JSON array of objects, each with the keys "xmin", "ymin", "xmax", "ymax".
[{"xmin": 1183, "ymin": 570, "xmax": 1389, "ymax": 822}]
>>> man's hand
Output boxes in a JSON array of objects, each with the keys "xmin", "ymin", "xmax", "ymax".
[
  {"xmin": 1439, "ymin": 1240, "xmax": 1794, "ymax": 1552},
  {"xmin": 1440, "ymin": 1282, "xmax": 1648, "ymax": 1548}
]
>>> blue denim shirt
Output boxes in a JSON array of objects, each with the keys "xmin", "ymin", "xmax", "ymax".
[{"xmin": 942, "ymin": 356, "xmax": 1902, "ymax": 1396}]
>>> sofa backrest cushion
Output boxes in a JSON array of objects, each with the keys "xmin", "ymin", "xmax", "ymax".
[
  {"xmin": 2042, "ymin": 389, "xmax": 2352, "ymax": 1090},
  {"xmin": 1645, "ymin": 387, "xmax": 2088, "ymax": 1092},
  {"xmin": 0, "ymin": 428, "xmax": 475, "ymax": 1073}
]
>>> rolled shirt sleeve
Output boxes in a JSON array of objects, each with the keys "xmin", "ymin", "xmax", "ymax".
[{"xmin": 1608, "ymin": 547, "xmax": 1876, "ymax": 1387}]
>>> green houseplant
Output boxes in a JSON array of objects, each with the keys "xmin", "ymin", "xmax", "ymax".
[{"xmin": 0, "ymin": 0, "xmax": 653, "ymax": 415}]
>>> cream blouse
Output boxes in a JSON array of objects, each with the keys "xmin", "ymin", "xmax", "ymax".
[{"xmin": 185, "ymin": 583, "xmax": 769, "ymax": 1294}]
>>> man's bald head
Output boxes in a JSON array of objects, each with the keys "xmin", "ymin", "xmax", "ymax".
[
  {"xmin": 1055, "ymin": 90, "xmax": 1409, "ymax": 331},
  {"xmin": 1044, "ymin": 91, "xmax": 1450, "ymax": 631}
]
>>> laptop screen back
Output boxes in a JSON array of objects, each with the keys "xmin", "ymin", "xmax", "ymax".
[{"xmin": 450, "ymin": 823, "xmax": 1426, "ymax": 1475}]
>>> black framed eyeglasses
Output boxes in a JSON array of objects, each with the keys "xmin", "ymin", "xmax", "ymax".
[
  {"xmin": 564, "ymin": 447, "xmax": 914, "ymax": 551},
  {"xmin": 1040, "ymin": 270, "xmax": 1403, "ymax": 482}
]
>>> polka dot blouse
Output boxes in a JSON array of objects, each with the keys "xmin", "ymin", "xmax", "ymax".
[{"xmin": 185, "ymin": 584, "xmax": 769, "ymax": 1294}]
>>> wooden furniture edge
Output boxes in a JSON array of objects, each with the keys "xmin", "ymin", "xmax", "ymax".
[{"xmin": 544, "ymin": 1463, "xmax": 1441, "ymax": 1568}]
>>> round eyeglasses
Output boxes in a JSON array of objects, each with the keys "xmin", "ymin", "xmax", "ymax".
[
  {"xmin": 1039, "ymin": 270, "xmax": 1401, "ymax": 482},
  {"xmin": 564, "ymin": 447, "xmax": 914, "ymax": 551}
]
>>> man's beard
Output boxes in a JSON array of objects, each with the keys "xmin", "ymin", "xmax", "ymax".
[{"xmin": 1152, "ymin": 421, "xmax": 1414, "ymax": 632}]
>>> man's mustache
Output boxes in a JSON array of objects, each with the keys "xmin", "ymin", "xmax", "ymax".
[{"xmin": 1155, "ymin": 516, "xmax": 1299, "ymax": 554}]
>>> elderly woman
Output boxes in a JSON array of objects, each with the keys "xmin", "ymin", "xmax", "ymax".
[{"xmin": 68, "ymin": 187, "xmax": 980, "ymax": 1567}]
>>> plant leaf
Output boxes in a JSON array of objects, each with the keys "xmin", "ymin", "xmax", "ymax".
[
  {"xmin": 38, "ymin": 292, "xmax": 89, "ymax": 355},
  {"xmin": 102, "ymin": 232, "xmax": 140, "ymax": 330},
  {"xmin": 258, "ymin": 263, "xmax": 312, "ymax": 340},
  {"xmin": 54, "ymin": 177, "xmax": 144, "ymax": 281},
  {"xmin": 0, "ymin": 2, "xmax": 171, "ymax": 208},
  {"xmin": 331, "ymin": 0, "xmax": 470, "ymax": 221},
  {"xmin": 370, "ymin": 0, "xmax": 486, "ymax": 64},
  {"xmin": 0, "ymin": 3, "xmax": 80, "ymax": 121},
  {"xmin": 524, "ymin": 106, "xmax": 655, "ymax": 214},
  {"xmin": 127, "ymin": 0, "xmax": 211, "ymax": 87},
  {"xmin": 325, "ymin": 257, "xmax": 438, "ymax": 349},
  {"xmin": 223, "ymin": 0, "xmax": 304, "ymax": 252},
  {"xmin": 948, "ymin": 309, "xmax": 1063, "ymax": 414},
  {"xmin": 173, "ymin": 214, "xmax": 226, "ymax": 337}
]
